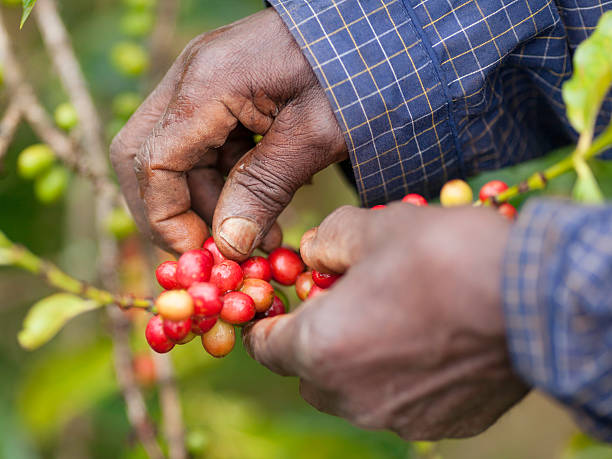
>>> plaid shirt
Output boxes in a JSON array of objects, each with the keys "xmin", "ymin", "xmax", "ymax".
[{"xmin": 267, "ymin": 0, "xmax": 612, "ymax": 440}]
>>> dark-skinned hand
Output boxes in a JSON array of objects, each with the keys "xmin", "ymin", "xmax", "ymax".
[
  {"xmin": 244, "ymin": 204, "xmax": 530, "ymax": 440},
  {"xmin": 110, "ymin": 8, "xmax": 347, "ymax": 257}
]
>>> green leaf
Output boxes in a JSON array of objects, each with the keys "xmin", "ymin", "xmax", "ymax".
[
  {"xmin": 562, "ymin": 11, "xmax": 612, "ymax": 133},
  {"xmin": 573, "ymin": 159, "xmax": 605, "ymax": 204},
  {"xmin": 18, "ymin": 293, "xmax": 101, "ymax": 350},
  {"xmin": 20, "ymin": 0, "xmax": 37, "ymax": 29}
]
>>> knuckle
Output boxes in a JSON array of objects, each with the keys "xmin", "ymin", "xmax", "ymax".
[{"xmin": 231, "ymin": 160, "xmax": 294, "ymax": 213}]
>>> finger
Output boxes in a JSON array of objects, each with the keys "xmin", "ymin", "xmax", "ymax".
[
  {"xmin": 260, "ymin": 222, "xmax": 283, "ymax": 253},
  {"xmin": 187, "ymin": 167, "xmax": 225, "ymax": 224},
  {"xmin": 212, "ymin": 102, "xmax": 345, "ymax": 261},
  {"xmin": 299, "ymin": 205, "xmax": 372, "ymax": 274}
]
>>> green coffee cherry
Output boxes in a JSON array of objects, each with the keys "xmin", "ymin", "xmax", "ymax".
[
  {"xmin": 186, "ymin": 430, "xmax": 209, "ymax": 455},
  {"xmin": 54, "ymin": 102, "xmax": 78, "ymax": 131},
  {"xmin": 112, "ymin": 92, "xmax": 142, "ymax": 120},
  {"xmin": 34, "ymin": 166, "xmax": 69, "ymax": 204},
  {"xmin": 17, "ymin": 144, "xmax": 55, "ymax": 180},
  {"xmin": 120, "ymin": 10, "xmax": 154, "ymax": 37},
  {"xmin": 253, "ymin": 134, "xmax": 263, "ymax": 144},
  {"xmin": 105, "ymin": 207, "xmax": 137, "ymax": 240},
  {"xmin": 111, "ymin": 42, "xmax": 150, "ymax": 77},
  {"xmin": 122, "ymin": 0, "xmax": 156, "ymax": 10}
]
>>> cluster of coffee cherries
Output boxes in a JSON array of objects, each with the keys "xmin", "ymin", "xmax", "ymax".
[
  {"xmin": 145, "ymin": 237, "xmax": 341, "ymax": 357},
  {"xmin": 371, "ymin": 179, "xmax": 517, "ymax": 220}
]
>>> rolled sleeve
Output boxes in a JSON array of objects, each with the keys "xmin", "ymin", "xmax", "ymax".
[{"xmin": 503, "ymin": 200, "xmax": 612, "ymax": 441}]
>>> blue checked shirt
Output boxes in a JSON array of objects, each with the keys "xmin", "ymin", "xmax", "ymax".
[{"xmin": 267, "ymin": 0, "xmax": 612, "ymax": 440}]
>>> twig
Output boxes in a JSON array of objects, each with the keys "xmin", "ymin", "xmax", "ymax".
[
  {"xmin": 0, "ymin": 99, "xmax": 21, "ymax": 170},
  {"xmin": 149, "ymin": 0, "xmax": 181, "ymax": 85}
]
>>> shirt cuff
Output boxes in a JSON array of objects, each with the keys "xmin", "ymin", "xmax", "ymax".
[
  {"xmin": 267, "ymin": 0, "xmax": 461, "ymax": 206},
  {"xmin": 503, "ymin": 199, "xmax": 612, "ymax": 442}
]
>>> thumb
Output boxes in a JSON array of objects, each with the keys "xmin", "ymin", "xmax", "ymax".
[{"xmin": 213, "ymin": 100, "xmax": 346, "ymax": 261}]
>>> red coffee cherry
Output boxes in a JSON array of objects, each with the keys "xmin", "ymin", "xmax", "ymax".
[
  {"xmin": 155, "ymin": 261, "xmax": 180, "ymax": 290},
  {"xmin": 307, "ymin": 285, "xmax": 326, "ymax": 299},
  {"xmin": 203, "ymin": 236, "xmax": 228, "ymax": 265},
  {"xmin": 479, "ymin": 180, "xmax": 508, "ymax": 202},
  {"xmin": 311, "ymin": 270, "xmax": 341, "ymax": 289},
  {"xmin": 268, "ymin": 248, "xmax": 304, "ymax": 286},
  {"xmin": 133, "ymin": 353, "xmax": 156, "ymax": 387},
  {"xmin": 241, "ymin": 256, "xmax": 272, "ymax": 282},
  {"xmin": 440, "ymin": 179, "xmax": 473, "ymax": 207},
  {"xmin": 210, "ymin": 260, "xmax": 244, "ymax": 292},
  {"xmin": 187, "ymin": 282, "xmax": 223, "ymax": 316},
  {"xmin": 295, "ymin": 271, "xmax": 314, "ymax": 300},
  {"xmin": 176, "ymin": 249, "xmax": 214, "ymax": 288},
  {"xmin": 498, "ymin": 202, "xmax": 517, "ymax": 220},
  {"xmin": 371, "ymin": 204, "xmax": 386, "ymax": 210},
  {"xmin": 156, "ymin": 290, "xmax": 194, "ymax": 321},
  {"xmin": 162, "ymin": 317, "xmax": 192, "ymax": 343},
  {"xmin": 240, "ymin": 278, "xmax": 274, "ymax": 313},
  {"xmin": 401, "ymin": 193, "xmax": 428, "ymax": 206},
  {"xmin": 260, "ymin": 295, "xmax": 286, "ymax": 318},
  {"xmin": 176, "ymin": 331, "xmax": 196, "ymax": 345},
  {"xmin": 220, "ymin": 291, "xmax": 256, "ymax": 324},
  {"xmin": 191, "ymin": 315, "xmax": 218, "ymax": 335},
  {"xmin": 145, "ymin": 315, "xmax": 174, "ymax": 353},
  {"xmin": 202, "ymin": 320, "xmax": 235, "ymax": 358}
]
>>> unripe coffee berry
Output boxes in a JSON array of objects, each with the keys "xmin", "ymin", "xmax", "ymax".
[
  {"xmin": 54, "ymin": 102, "xmax": 78, "ymax": 131},
  {"xmin": 371, "ymin": 204, "xmax": 386, "ymax": 210},
  {"xmin": 307, "ymin": 285, "xmax": 326, "ymax": 299},
  {"xmin": 498, "ymin": 202, "xmax": 517, "ymax": 220},
  {"xmin": 155, "ymin": 290, "xmax": 194, "ymax": 321},
  {"xmin": 177, "ymin": 331, "xmax": 196, "ymax": 345},
  {"xmin": 268, "ymin": 248, "xmax": 304, "ymax": 286},
  {"xmin": 260, "ymin": 296, "xmax": 286, "ymax": 318},
  {"xmin": 401, "ymin": 193, "xmax": 428, "ymax": 206},
  {"xmin": 440, "ymin": 179, "xmax": 473, "ymax": 207},
  {"xmin": 17, "ymin": 144, "xmax": 55, "ymax": 180},
  {"xmin": 479, "ymin": 180, "xmax": 508, "ymax": 202},
  {"xmin": 220, "ymin": 291, "xmax": 256, "ymax": 324},
  {"xmin": 176, "ymin": 249, "xmax": 213, "ymax": 288},
  {"xmin": 240, "ymin": 278, "xmax": 274, "ymax": 313},
  {"xmin": 295, "ymin": 271, "xmax": 314, "ymax": 300},
  {"xmin": 155, "ymin": 261, "xmax": 180, "ymax": 290},
  {"xmin": 187, "ymin": 282, "xmax": 223, "ymax": 316},
  {"xmin": 34, "ymin": 165, "xmax": 69, "ymax": 204},
  {"xmin": 203, "ymin": 237, "xmax": 228, "ymax": 265},
  {"xmin": 191, "ymin": 315, "xmax": 218, "ymax": 335},
  {"xmin": 145, "ymin": 315, "xmax": 174, "ymax": 353},
  {"xmin": 202, "ymin": 320, "xmax": 235, "ymax": 358},
  {"xmin": 241, "ymin": 256, "xmax": 272, "ymax": 282},
  {"xmin": 312, "ymin": 270, "xmax": 341, "ymax": 289},
  {"xmin": 162, "ymin": 317, "xmax": 192, "ymax": 343},
  {"xmin": 210, "ymin": 260, "xmax": 243, "ymax": 292}
]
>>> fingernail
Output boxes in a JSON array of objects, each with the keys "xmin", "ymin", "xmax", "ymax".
[{"xmin": 218, "ymin": 217, "xmax": 259, "ymax": 255}]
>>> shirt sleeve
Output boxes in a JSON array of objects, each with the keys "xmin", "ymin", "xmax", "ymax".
[{"xmin": 503, "ymin": 200, "xmax": 612, "ymax": 441}]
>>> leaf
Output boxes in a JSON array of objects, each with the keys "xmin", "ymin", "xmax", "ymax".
[
  {"xmin": 20, "ymin": 0, "xmax": 37, "ymax": 29},
  {"xmin": 572, "ymin": 159, "xmax": 605, "ymax": 204},
  {"xmin": 18, "ymin": 293, "xmax": 101, "ymax": 350},
  {"xmin": 562, "ymin": 11, "xmax": 612, "ymax": 133}
]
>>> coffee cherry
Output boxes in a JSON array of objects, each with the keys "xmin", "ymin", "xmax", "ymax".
[
  {"xmin": 241, "ymin": 256, "xmax": 272, "ymax": 282},
  {"xmin": 260, "ymin": 295, "xmax": 286, "ymax": 318},
  {"xmin": 240, "ymin": 278, "xmax": 274, "ymax": 312},
  {"xmin": 401, "ymin": 193, "xmax": 428, "ymax": 206},
  {"xmin": 155, "ymin": 290, "xmax": 194, "ymax": 321},
  {"xmin": 145, "ymin": 315, "xmax": 174, "ymax": 353},
  {"xmin": 479, "ymin": 180, "xmax": 508, "ymax": 202},
  {"xmin": 202, "ymin": 237, "xmax": 228, "ymax": 265},
  {"xmin": 105, "ymin": 207, "xmax": 137, "ymax": 240},
  {"xmin": 371, "ymin": 204, "xmax": 386, "ymax": 210},
  {"xmin": 295, "ymin": 271, "xmax": 314, "ymax": 300},
  {"xmin": 54, "ymin": 103, "xmax": 78, "ymax": 131},
  {"xmin": 176, "ymin": 249, "xmax": 213, "ymax": 288},
  {"xmin": 191, "ymin": 315, "xmax": 218, "ymax": 335},
  {"xmin": 307, "ymin": 285, "xmax": 326, "ymax": 299},
  {"xmin": 112, "ymin": 92, "xmax": 142, "ymax": 120},
  {"xmin": 120, "ymin": 10, "xmax": 154, "ymax": 38},
  {"xmin": 162, "ymin": 317, "xmax": 192, "ymax": 343},
  {"xmin": 34, "ymin": 165, "xmax": 69, "ymax": 204},
  {"xmin": 133, "ymin": 353, "xmax": 156, "ymax": 386},
  {"xmin": 498, "ymin": 203, "xmax": 517, "ymax": 220},
  {"xmin": 187, "ymin": 282, "xmax": 223, "ymax": 316},
  {"xmin": 210, "ymin": 260, "xmax": 243, "ymax": 292},
  {"xmin": 17, "ymin": 144, "xmax": 55, "ymax": 180},
  {"xmin": 253, "ymin": 134, "xmax": 263, "ymax": 143},
  {"xmin": 220, "ymin": 291, "xmax": 256, "ymax": 324},
  {"xmin": 177, "ymin": 331, "xmax": 196, "ymax": 345},
  {"xmin": 274, "ymin": 289, "xmax": 289, "ymax": 309},
  {"xmin": 202, "ymin": 320, "xmax": 235, "ymax": 358},
  {"xmin": 312, "ymin": 270, "xmax": 341, "ymax": 289},
  {"xmin": 155, "ymin": 261, "xmax": 180, "ymax": 290},
  {"xmin": 440, "ymin": 179, "xmax": 473, "ymax": 207},
  {"xmin": 111, "ymin": 42, "xmax": 149, "ymax": 77},
  {"xmin": 268, "ymin": 248, "xmax": 304, "ymax": 286}
]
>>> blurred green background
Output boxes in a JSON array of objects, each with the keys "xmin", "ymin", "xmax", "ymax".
[{"xmin": 0, "ymin": 0, "xmax": 604, "ymax": 458}]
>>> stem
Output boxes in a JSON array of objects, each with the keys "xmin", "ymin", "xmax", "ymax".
[{"xmin": 0, "ymin": 230, "xmax": 153, "ymax": 310}]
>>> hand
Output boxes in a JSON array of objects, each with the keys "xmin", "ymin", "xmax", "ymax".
[
  {"xmin": 244, "ymin": 204, "xmax": 529, "ymax": 440},
  {"xmin": 110, "ymin": 8, "xmax": 347, "ymax": 257}
]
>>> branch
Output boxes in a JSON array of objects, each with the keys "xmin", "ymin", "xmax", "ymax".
[
  {"xmin": 149, "ymin": 0, "xmax": 181, "ymax": 85},
  {"xmin": 0, "ymin": 99, "xmax": 22, "ymax": 171}
]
